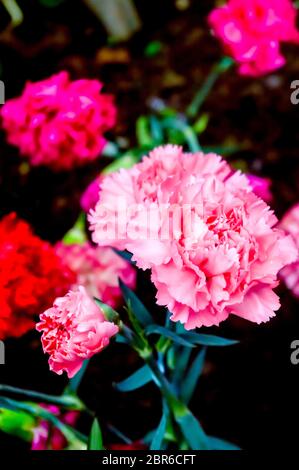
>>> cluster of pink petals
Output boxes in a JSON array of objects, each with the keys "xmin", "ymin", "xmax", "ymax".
[
  {"xmin": 80, "ymin": 176, "xmax": 102, "ymax": 213},
  {"xmin": 1, "ymin": 71, "xmax": 116, "ymax": 171},
  {"xmin": 32, "ymin": 405, "xmax": 79, "ymax": 450},
  {"xmin": 55, "ymin": 241, "xmax": 136, "ymax": 308},
  {"xmin": 208, "ymin": 0, "xmax": 299, "ymax": 76},
  {"xmin": 278, "ymin": 203, "xmax": 299, "ymax": 298},
  {"xmin": 36, "ymin": 286, "xmax": 119, "ymax": 378},
  {"xmin": 247, "ymin": 174, "xmax": 272, "ymax": 202},
  {"xmin": 89, "ymin": 145, "xmax": 298, "ymax": 330}
]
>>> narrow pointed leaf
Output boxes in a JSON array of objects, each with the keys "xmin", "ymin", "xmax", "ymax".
[
  {"xmin": 145, "ymin": 325, "xmax": 195, "ymax": 348},
  {"xmin": 115, "ymin": 365, "xmax": 152, "ymax": 392},
  {"xmin": 181, "ymin": 348, "xmax": 206, "ymax": 404},
  {"xmin": 175, "ymin": 409, "xmax": 209, "ymax": 450},
  {"xmin": 150, "ymin": 410, "xmax": 167, "ymax": 450},
  {"xmin": 182, "ymin": 332, "xmax": 238, "ymax": 347},
  {"xmin": 172, "ymin": 347, "xmax": 192, "ymax": 384},
  {"xmin": 112, "ymin": 249, "xmax": 136, "ymax": 265},
  {"xmin": 208, "ymin": 435, "xmax": 241, "ymax": 450},
  {"xmin": 88, "ymin": 418, "xmax": 103, "ymax": 450},
  {"xmin": 119, "ymin": 279, "xmax": 153, "ymax": 327}
]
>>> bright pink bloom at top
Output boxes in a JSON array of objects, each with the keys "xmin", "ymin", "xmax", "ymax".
[
  {"xmin": 1, "ymin": 71, "xmax": 116, "ymax": 171},
  {"xmin": 55, "ymin": 241, "xmax": 136, "ymax": 308},
  {"xmin": 208, "ymin": 0, "xmax": 299, "ymax": 76},
  {"xmin": 247, "ymin": 174, "xmax": 272, "ymax": 202},
  {"xmin": 278, "ymin": 203, "xmax": 299, "ymax": 297},
  {"xmin": 80, "ymin": 176, "xmax": 102, "ymax": 213},
  {"xmin": 89, "ymin": 145, "xmax": 297, "ymax": 330},
  {"xmin": 36, "ymin": 286, "xmax": 119, "ymax": 378}
]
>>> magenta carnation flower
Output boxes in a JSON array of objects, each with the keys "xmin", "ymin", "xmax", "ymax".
[
  {"xmin": 36, "ymin": 286, "xmax": 119, "ymax": 378},
  {"xmin": 89, "ymin": 145, "xmax": 297, "ymax": 330},
  {"xmin": 1, "ymin": 71, "xmax": 116, "ymax": 171},
  {"xmin": 55, "ymin": 241, "xmax": 136, "ymax": 308},
  {"xmin": 247, "ymin": 174, "xmax": 272, "ymax": 202},
  {"xmin": 208, "ymin": 0, "xmax": 299, "ymax": 76},
  {"xmin": 278, "ymin": 203, "xmax": 299, "ymax": 298}
]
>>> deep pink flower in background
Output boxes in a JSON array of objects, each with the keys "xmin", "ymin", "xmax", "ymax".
[
  {"xmin": 90, "ymin": 145, "xmax": 297, "ymax": 329},
  {"xmin": 1, "ymin": 71, "xmax": 116, "ymax": 171},
  {"xmin": 247, "ymin": 174, "xmax": 272, "ymax": 202},
  {"xmin": 80, "ymin": 176, "xmax": 102, "ymax": 213},
  {"xmin": 208, "ymin": 0, "xmax": 299, "ymax": 76},
  {"xmin": 278, "ymin": 203, "xmax": 299, "ymax": 298},
  {"xmin": 36, "ymin": 286, "xmax": 119, "ymax": 378},
  {"xmin": 55, "ymin": 241, "xmax": 136, "ymax": 308},
  {"xmin": 32, "ymin": 405, "xmax": 79, "ymax": 450}
]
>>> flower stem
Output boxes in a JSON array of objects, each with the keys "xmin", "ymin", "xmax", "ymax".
[{"xmin": 187, "ymin": 57, "xmax": 234, "ymax": 119}]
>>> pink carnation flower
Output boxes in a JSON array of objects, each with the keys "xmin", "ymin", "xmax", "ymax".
[
  {"xmin": 246, "ymin": 174, "xmax": 272, "ymax": 202},
  {"xmin": 1, "ymin": 71, "xmax": 116, "ymax": 171},
  {"xmin": 89, "ymin": 145, "xmax": 297, "ymax": 329},
  {"xmin": 80, "ymin": 176, "xmax": 102, "ymax": 213},
  {"xmin": 36, "ymin": 286, "xmax": 119, "ymax": 378},
  {"xmin": 55, "ymin": 241, "xmax": 136, "ymax": 308},
  {"xmin": 278, "ymin": 203, "xmax": 299, "ymax": 298},
  {"xmin": 208, "ymin": 0, "xmax": 299, "ymax": 76}
]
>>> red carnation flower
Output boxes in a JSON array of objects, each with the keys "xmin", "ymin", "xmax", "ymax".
[{"xmin": 0, "ymin": 213, "xmax": 75, "ymax": 339}]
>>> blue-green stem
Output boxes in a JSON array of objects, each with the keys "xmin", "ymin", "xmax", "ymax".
[{"xmin": 187, "ymin": 56, "xmax": 234, "ymax": 119}]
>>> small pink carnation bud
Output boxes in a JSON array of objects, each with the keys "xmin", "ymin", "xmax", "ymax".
[
  {"xmin": 36, "ymin": 286, "xmax": 119, "ymax": 378},
  {"xmin": 208, "ymin": 0, "xmax": 299, "ymax": 76},
  {"xmin": 246, "ymin": 174, "xmax": 272, "ymax": 202}
]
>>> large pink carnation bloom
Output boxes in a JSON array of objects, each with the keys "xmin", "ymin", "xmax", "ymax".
[
  {"xmin": 55, "ymin": 241, "xmax": 136, "ymax": 308},
  {"xmin": 36, "ymin": 286, "xmax": 119, "ymax": 378},
  {"xmin": 278, "ymin": 203, "xmax": 299, "ymax": 298},
  {"xmin": 208, "ymin": 0, "xmax": 299, "ymax": 76},
  {"xmin": 1, "ymin": 71, "xmax": 116, "ymax": 171},
  {"xmin": 89, "ymin": 145, "xmax": 297, "ymax": 329}
]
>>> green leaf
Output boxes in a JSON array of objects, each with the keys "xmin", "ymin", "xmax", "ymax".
[
  {"xmin": 180, "ymin": 348, "xmax": 206, "ymax": 404},
  {"xmin": 208, "ymin": 435, "xmax": 241, "ymax": 450},
  {"xmin": 94, "ymin": 298, "xmax": 120, "ymax": 325},
  {"xmin": 150, "ymin": 407, "xmax": 168, "ymax": 450},
  {"xmin": 175, "ymin": 409, "xmax": 209, "ymax": 450},
  {"xmin": 67, "ymin": 359, "xmax": 90, "ymax": 394},
  {"xmin": 0, "ymin": 397, "xmax": 87, "ymax": 445},
  {"xmin": 181, "ymin": 332, "xmax": 238, "ymax": 347},
  {"xmin": 0, "ymin": 407, "xmax": 35, "ymax": 442},
  {"xmin": 62, "ymin": 213, "xmax": 87, "ymax": 245},
  {"xmin": 119, "ymin": 279, "xmax": 153, "ymax": 327},
  {"xmin": 136, "ymin": 116, "xmax": 153, "ymax": 147},
  {"xmin": 102, "ymin": 152, "xmax": 139, "ymax": 175},
  {"xmin": 115, "ymin": 365, "xmax": 152, "ymax": 392},
  {"xmin": 149, "ymin": 115, "xmax": 163, "ymax": 144},
  {"xmin": 112, "ymin": 249, "xmax": 136, "ymax": 265},
  {"xmin": 145, "ymin": 325, "xmax": 195, "ymax": 348},
  {"xmin": 193, "ymin": 113, "xmax": 209, "ymax": 134},
  {"xmin": 172, "ymin": 347, "xmax": 192, "ymax": 384},
  {"xmin": 0, "ymin": 384, "xmax": 85, "ymax": 410},
  {"xmin": 88, "ymin": 418, "xmax": 104, "ymax": 450}
]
